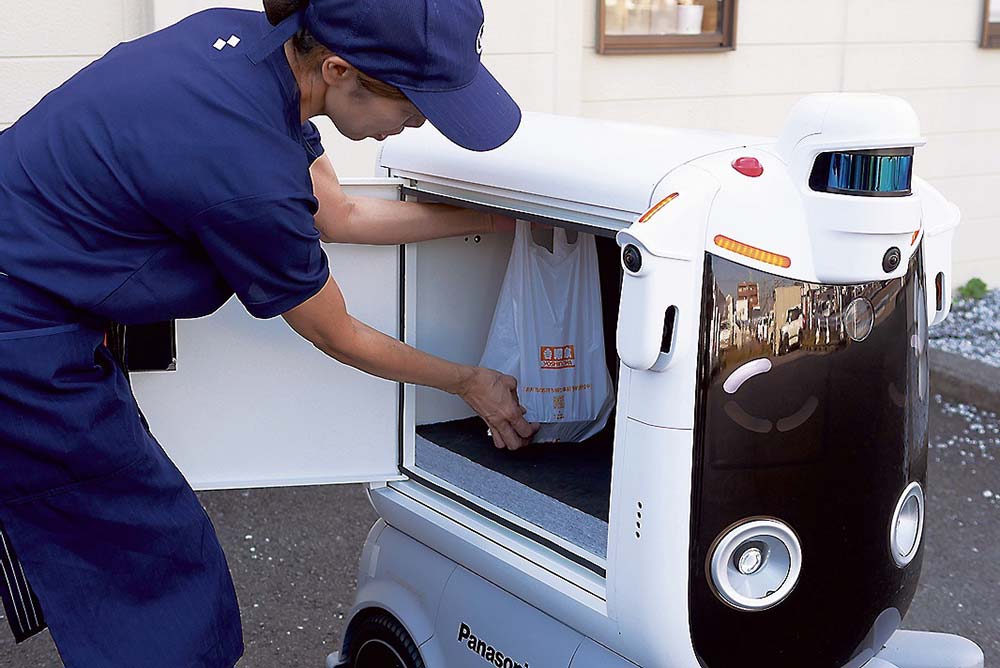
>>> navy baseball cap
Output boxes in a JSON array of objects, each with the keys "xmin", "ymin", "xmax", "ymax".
[{"xmin": 250, "ymin": 0, "xmax": 522, "ymax": 152}]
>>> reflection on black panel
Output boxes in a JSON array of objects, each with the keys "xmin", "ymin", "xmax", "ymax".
[{"xmin": 702, "ymin": 257, "xmax": 926, "ymax": 469}]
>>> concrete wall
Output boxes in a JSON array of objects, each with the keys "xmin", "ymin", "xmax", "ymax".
[{"xmin": 2, "ymin": 0, "xmax": 998, "ymax": 285}]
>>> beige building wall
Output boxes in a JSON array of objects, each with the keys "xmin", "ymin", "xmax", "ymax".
[
  {"xmin": 0, "ymin": 2, "xmax": 153, "ymax": 129},
  {"xmin": 2, "ymin": 1, "xmax": 998, "ymax": 285}
]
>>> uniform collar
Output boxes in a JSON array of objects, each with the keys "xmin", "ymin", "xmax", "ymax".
[
  {"xmin": 247, "ymin": 9, "xmax": 304, "ymax": 66},
  {"xmin": 254, "ymin": 13, "xmax": 305, "ymax": 136}
]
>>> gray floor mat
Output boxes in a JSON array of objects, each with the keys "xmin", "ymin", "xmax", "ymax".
[
  {"xmin": 415, "ymin": 436, "xmax": 609, "ymax": 559},
  {"xmin": 416, "ymin": 417, "xmax": 613, "ymax": 521}
]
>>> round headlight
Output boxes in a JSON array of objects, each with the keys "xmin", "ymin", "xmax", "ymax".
[
  {"xmin": 708, "ymin": 518, "xmax": 802, "ymax": 611},
  {"xmin": 844, "ymin": 297, "xmax": 875, "ymax": 342},
  {"xmin": 890, "ymin": 482, "xmax": 924, "ymax": 568}
]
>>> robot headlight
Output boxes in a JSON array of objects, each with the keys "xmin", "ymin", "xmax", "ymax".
[
  {"xmin": 810, "ymin": 148, "xmax": 914, "ymax": 197},
  {"xmin": 709, "ymin": 518, "xmax": 802, "ymax": 611},
  {"xmin": 890, "ymin": 482, "xmax": 924, "ymax": 568}
]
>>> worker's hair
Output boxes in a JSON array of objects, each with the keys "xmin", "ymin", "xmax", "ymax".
[{"xmin": 262, "ymin": 0, "xmax": 408, "ymax": 100}]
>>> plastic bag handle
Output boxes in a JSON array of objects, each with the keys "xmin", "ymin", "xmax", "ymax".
[
  {"xmin": 552, "ymin": 226, "xmax": 581, "ymax": 260},
  {"xmin": 514, "ymin": 221, "xmax": 540, "ymax": 257},
  {"xmin": 553, "ymin": 225, "xmax": 568, "ymax": 246}
]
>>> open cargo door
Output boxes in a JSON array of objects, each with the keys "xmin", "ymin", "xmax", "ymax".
[{"xmin": 131, "ymin": 179, "xmax": 405, "ymax": 490}]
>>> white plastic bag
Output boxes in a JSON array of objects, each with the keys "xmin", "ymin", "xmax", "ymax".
[{"xmin": 479, "ymin": 222, "xmax": 615, "ymax": 443}]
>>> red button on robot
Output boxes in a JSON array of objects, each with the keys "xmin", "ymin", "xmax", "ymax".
[{"xmin": 732, "ymin": 156, "xmax": 764, "ymax": 178}]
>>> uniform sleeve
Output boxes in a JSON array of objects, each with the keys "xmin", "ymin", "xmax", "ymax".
[
  {"xmin": 302, "ymin": 120, "xmax": 325, "ymax": 165},
  {"xmin": 188, "ymin": 193, "xmax": 329, "ymax": 319}
]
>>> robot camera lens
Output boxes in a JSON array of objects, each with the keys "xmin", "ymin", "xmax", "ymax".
[
  {"xmin": 882, "ymin": 247, "xmax": 901, "ymax": 273},
  {"xmin": 623, "ymin": 244, "xmax": 643, "ymax": 273}
]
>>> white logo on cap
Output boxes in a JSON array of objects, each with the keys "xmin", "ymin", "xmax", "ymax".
[
  {"xmin": 476, "ymin": 23, "xmax": 484, "ymax": 55},
  {"xmin": 213, "ymin": 34, "xmax": 241, "ymax": 51}
]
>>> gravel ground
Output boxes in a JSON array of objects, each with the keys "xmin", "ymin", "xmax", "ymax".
[
  {"xmin": 1, "ymin": 397, "xmax": 998, "ymax": 668},
  {"xmin": 930, "ymin": 290, "xmax": 1000, "ymax": 367}
]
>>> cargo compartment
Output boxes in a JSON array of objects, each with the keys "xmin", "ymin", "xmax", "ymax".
[{"xmin": 406, "ymin": 223, "xmax": 622, "ymax": 562}]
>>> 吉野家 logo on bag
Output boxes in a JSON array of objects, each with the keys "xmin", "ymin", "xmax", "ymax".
[
  {"xmin": 540, "ymin": 345, "xmax": 575, "ymax": 370},
  {"xmin": 458, "ymin": 623, "xmax": 529, "ymax": 668}
]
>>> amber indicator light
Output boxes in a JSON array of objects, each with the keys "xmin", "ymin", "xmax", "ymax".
[
  {"xmin": 714, "ymin": 235, "xmax": 792, "ymax": 269},
  {"xmin": 638, "ymin": 192, "xmax": 679, "ymax": 223}
]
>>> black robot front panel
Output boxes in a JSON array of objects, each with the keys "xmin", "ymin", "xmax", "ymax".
[{"xmin": 689, "ymin": 251, "xmax": 928, "ymax": 667}]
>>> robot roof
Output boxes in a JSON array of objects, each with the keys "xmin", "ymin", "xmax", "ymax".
[{"xmin": 379, "ymin": 112, "xmax": 768, "ymax": 217}]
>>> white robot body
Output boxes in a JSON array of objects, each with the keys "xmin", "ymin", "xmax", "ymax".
[{"xmin": 329, "ymin": 95, "xmax": 977, "ymax": 668}]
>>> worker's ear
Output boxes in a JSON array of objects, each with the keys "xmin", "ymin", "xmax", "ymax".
[{"xmin": 320, "ymin": 55, "xmax": 358, "ymax": 90}]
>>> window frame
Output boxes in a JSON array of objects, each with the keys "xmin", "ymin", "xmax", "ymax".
[
  {"xmin": 983, "ymin": 0, "xmax": 1000, "ymax": 48},
  {"xmin": 597, "ymin": 0, "xmax": 738, "ymax": 55}
]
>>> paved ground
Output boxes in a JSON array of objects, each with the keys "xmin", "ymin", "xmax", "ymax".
[
  {"xmin": 2, "ymin": 395, "xmax": 998, "ymax": 668},
  {"xmin": 904, "ymin": 397, "xmax": 1000, "ymax": 663}
]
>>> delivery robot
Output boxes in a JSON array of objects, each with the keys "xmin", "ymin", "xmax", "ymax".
[
  {"xmin": 126, "ymin": 93, "xmax": 983, "ymax": 668},
  {"xmin": 325, "ymin": 94, "xmax": 982, "ymax": 668}
]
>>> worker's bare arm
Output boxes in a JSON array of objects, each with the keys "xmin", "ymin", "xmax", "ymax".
[
  {"xmin": 283, "ymin": 276, "xmax": 538, "ymax": 449},
  {"xmin": 309, "ymin": 155, "xmax": 512, "ymax": 245}
]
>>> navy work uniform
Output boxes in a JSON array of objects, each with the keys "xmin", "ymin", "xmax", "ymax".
[{"xmin": 0, "ymin": 10, "xmax": 328, "ymax": 666}]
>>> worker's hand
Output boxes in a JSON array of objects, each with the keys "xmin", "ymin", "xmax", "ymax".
[{"xmin": 458, "ymin": 367, "xmax": 539, "ymax": 450}]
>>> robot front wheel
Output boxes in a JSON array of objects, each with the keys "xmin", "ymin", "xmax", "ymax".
[{"xmin": 347, "ymin": 611, "xmax": 424, "ymax": 668}]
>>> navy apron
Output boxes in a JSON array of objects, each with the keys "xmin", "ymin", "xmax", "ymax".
[{"xmin": 0, "ymin": 278, "xmax": 244, "ymax": 667}]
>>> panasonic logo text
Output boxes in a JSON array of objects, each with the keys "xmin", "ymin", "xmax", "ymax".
[{"xmin": 458, "ymin": 623, "xmax": 529, "ymax": 668}]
